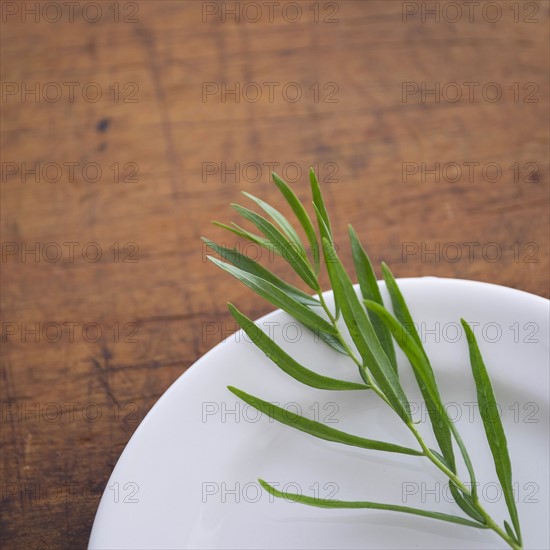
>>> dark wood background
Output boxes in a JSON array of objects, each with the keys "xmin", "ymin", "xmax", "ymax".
[{"xmin": 1, "ymin": 1, "xmax": 548, "ymax": 548}]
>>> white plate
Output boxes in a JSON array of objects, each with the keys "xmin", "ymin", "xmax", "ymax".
[{"xmin": 89, "ymin": 278, "xmax": 549, "ymax": 550}]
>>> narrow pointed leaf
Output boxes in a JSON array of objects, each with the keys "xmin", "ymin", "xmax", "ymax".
[
  {"xmin": 232, "ymin": 203, "xmax": 319, "ymax": 290},
  {"xmin": 312, "ymin": 206, "xmax": 341, "ymax": 320},
  {"xmin": 365, "ymin": 300, "xmax": 477, "ymax": 492},
  {"xmin": 381, "ymin": 262, "xmax": 424, "ymax": 351},
  {"xmin": 228, "ymin": 304, "xmax": 366, "ymax": 391},
  {"xmin": 212, "ymin": 221, "xmax": 269, "ymax": 247},
  {"xmin": 242, "ymin": 191, "xmax": 305, "ymax": 252},
  {"xmin": 207, "ymin": 252, "xmax": 344, "ymax": 354},
  {"xmin": 449, "ymin": 482, "xmax": 486, "ymax": 524},
  {"xmin": 365, "ymin": 301, "xmax": 442, "ymax": 401},
  {"xmin": 206, "ymin": 242, "xmax": 343, "ymax": 353},
  {"xmin": 202, "ymin": 238, "xmax": 319, "ymax": 307},
  {"xmin": 504, "ymin": 521, "xmax": 520, "ymax": 545},
  {"xmin": 348, "ymin": 226, "xmax": 397, "ymax": 374},
  {"xmin": 430, "ymin": 448, "xmax": 450, "ymax": 469},
  {"xmin": 461, "ymin": 319, "xmax": 521, "ymax": 545},
  {"xmin": 272, "ymin": 172, "xmax": 320, "ymax": 272},
  {"xmin": 372, "ymin": 269, "xmax": 457, "ymax": 472},
  {"xmin": 229, "ymin": 387, "xmax": 422, "ymax": 456},
  {"xmin": 258, "ymin": 480, "xmax": 487, "ymax": 529},
  {"xmin": 320, "ymin": 238, "xmax": 411, "ymax": 421},
  {"xmin": 310, "ymin": 168, "xmax": 333, "ymax": 239},
  {"xmin": 207, "ymin": 256, "xmax": 336, "ymax": 337},
  {"xmin": 316, "ymin": 332, "xmax": 348, "ymax": 355}
]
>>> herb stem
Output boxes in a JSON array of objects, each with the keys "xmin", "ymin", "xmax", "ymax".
[
  {"xmin": 319, "ymin": 290, "xmax": 521, "ymax": 549},
  {"xmin": 406, "ymin": 421, "xmax": 522, "ymax": 549},
  {"xmin": 476, "ymin": 507, "xmax": 522, "ymax": 550},
  {"xmin": 317, "ymin": 291, "xmax": 362, "ymax": 369},
  {"xmin": 407, "ymin": 422, "xmax": 469, "ymax": 492},
  {"xmin": 212, "ymin": 172, "xmax": 525, "ymax": 550},
  {"xmin": 317, "ymin": 291, "xmax": 392, "ymax": 399}
]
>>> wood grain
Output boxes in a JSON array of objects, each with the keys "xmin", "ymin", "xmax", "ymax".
[{"xmin": 1, "ymin": 1, "xmax": 548, "ymax": 548}]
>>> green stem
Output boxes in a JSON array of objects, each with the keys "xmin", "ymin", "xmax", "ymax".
[
  {"xmin": 317, "ymin": 291, "xmax": 388, "ymax": 398},
  {"xmin": 318, "ymin": 291, "xmax": 361, "ymax": 369},
  {"xmin": 477, "ymin": 507, "xmax": 522, "ymax": 550},
  {"xmin": 407, "ymin": 421, "xmax": 521, "ymax": 549},
  {"xmin": 407, "ymin": 421, "xmax": 469, "ymax": 493},
  {"xmin": 317, "ymin": 292, "xmax": 521, "ymax": 549}
]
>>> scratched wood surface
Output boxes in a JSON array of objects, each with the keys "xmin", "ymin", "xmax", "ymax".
[{"xmin": 0, "ymin": 1, "xmax": 548, "ymax": 548}]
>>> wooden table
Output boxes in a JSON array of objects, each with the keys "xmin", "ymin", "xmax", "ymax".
[{"xmin": 1, "ymin": 1, "xmax": 548, "ymax": 548}]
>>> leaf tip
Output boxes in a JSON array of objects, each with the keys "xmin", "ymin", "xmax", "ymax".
[{"xmin": 258, "ymin": 478, "xmax": 278, "ymax": 496}]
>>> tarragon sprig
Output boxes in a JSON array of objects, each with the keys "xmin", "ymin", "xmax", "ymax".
[{"xmin": 203, "ymin": 170, "xmax": 523, "ymax": 550}]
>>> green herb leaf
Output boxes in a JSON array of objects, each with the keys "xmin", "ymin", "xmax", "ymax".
[
  {"xmin": 364, "ymin": 300, "xmax": 477, "ymax": 494},
  {"xmin": 504, "ymin": 521, "xmax": 520, "ymax": 545},
  {"xmin": 229, "ymin": 386, "xmax": 422, "ymax": 456},
  {"xmin": 202, "ymin": 238, "xmax": 320, "ymax": 307},
  {"xmin": 461, "ymin": 319, "xmax": 521, "ymax": 545},
  {"xmin": 364, "ymin": 301, "xmax": 441, "ymax": 403},
  {"xmin": 212, "ymin": 221, "xmax": 270, "ymax": 248},
  {"xmin": 242, "ymin": 191, "xmax": 305, "ymax": 253},
  {"xmin": 430, "ymin": 448, "xmax": 450, "ymax": 469},
  {"xmin": 228, "ymin": 304, "xmax": 365, "ymax": 391},
  {"xmin": 381, "ymin": 263, "xmax": 424, "ymax": 351},
  {"xmin": 312, "ymin": 206, "xmax": 341, "ymax": 320},
  {"xmin": 205, "ymin": 240, "xmax": 344, "ymax": 353},
  {"xmin": 310, "ymin": 168, "xmax": 333, "ymax": 240},
  {"xmin": 272, "ymin": 172, "xmax": 320, "ymax": 273},
  {"xmin": 321, "ymin": 238, "xmax": 411, "ymax": 421},
  {"xmin": 206, "ymin": 179, "xmax": 523, "ymax": 549},
  {"xmin": 449, "ymin": 482, "xmax": 486, "ymax": 524},
  {"xmin": 207, "ymin": 256, "xmax": 335, "ymax": 336},
  {"xmin": 258, "ymin": 480, "xmax": 487, "ymax": 529},
  {"xmin": 373, "ymin": 266, "xmax": 456, "ymax": 472},
  {"xmin": 232, "ymin": 204, "xmax": 319, "ymax": 290},
  {"xmin": 348, "ymin": 226, "xmax": 398, "ymax": 374}
]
